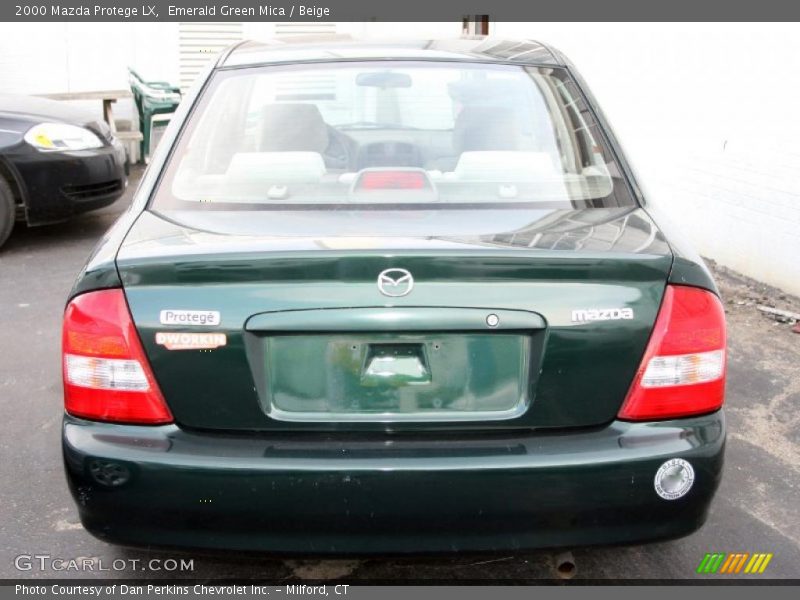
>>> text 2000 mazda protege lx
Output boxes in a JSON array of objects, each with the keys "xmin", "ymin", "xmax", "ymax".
[{"xmin": 62, "ymin": 38, "xmax": 726, "ymax": 553}]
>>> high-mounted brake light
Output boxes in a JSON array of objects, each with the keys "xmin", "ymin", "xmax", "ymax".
[
  {"xmin": 359, "ymin": 170, "xmax": 428, "ymax": 190},
  {"xmin": 618, "ymin": 285, "xmax": 726, "ymax": 421},
  {"xmin": 62, "ymin": 289, "xmax": 173, "ymax": 424}
]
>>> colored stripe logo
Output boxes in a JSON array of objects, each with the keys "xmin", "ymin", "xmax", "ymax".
[{"xmin": 697, "ymin": 553, "xmax": 773, "ymax": 574}]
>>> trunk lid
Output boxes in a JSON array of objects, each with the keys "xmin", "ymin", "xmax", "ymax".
[{"xmin": 117, "ymin": 207, "xmax": 672, "ymax": 431}]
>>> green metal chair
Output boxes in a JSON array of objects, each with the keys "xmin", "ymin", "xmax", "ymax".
[{"xmin": 128, "ymin": 68, "xmax": 182, "ymax": 162}]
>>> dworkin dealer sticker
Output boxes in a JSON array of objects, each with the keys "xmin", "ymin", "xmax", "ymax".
[{"xmin": 155, "ymin": 332, "xmax": 227, "ymax": 351}]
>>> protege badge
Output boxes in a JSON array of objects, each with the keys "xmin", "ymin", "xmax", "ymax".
[
  {"xmin": 571, "ymin": 307, "xmax": 634, "ymax": 323},
  {"xmin": 160, "ymin": 310, "xmax": 220, "ymax": 326}
]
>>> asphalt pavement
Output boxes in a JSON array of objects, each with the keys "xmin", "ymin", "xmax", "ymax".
[{"xmin": 1, "ymin": 167, "xmax": 798, "ymax": 581}]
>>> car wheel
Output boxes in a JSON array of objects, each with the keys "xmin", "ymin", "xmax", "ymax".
[{"xmin": 0, "ymin": 177, "xmax": 16, "ymax": 249}]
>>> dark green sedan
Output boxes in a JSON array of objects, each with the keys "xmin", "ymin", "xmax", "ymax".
[{"xmin": 62, "ymin": 38, "xmax": 726, "ymax": 553}]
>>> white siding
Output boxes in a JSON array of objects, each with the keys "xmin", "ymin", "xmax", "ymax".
[
  {"xmin": 175, "ymin": 23, "xmax": 341, "ymax": 92},
  {"xmin": 178, "ymin": 22, "xmax": 244, "ymax": 92},
  {"xmin": 273, "ymin": 22, "xmax": 337, "ymax": 37}
]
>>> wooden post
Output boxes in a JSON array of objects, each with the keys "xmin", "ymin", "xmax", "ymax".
[{"xmin": 102, "ymin": 98, "xmax": 117, "ymax": 134}]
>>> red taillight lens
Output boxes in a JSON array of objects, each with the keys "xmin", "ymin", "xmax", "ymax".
[
  {"xmin": 359, "ymin": 171, "xmax": 427, "ymax": 190},
  {"xmin": 62, "ymin": 289, "xmax": 173, "ymax": 424},
  {"xmin": 618, "ymin": 285, "xmax": 727, "ymax": 421}
]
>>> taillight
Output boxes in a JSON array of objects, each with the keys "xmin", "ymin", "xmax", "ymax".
[
  {"xmin": 62, "ymin": 289, "xmax": 173, "ymax": 424},
  {"xmin": 618, "ymin": 285, "xmax": 726, "ymax": 421}
]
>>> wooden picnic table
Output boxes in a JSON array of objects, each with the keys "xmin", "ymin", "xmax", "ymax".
[{"xmin": 38, "ymin": 90, "xmax": 133, "ymax": 134}]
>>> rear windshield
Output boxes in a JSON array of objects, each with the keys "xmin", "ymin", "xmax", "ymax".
[{"xmin": 152, "ymin": 61, "xmax": 634, "ymax": 220}]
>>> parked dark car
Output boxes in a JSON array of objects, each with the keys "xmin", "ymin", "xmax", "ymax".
[
  {"xmin": 0, "ymin": 94, "xmax": 127, "ymax": 248},
  {"xmin": 62, "ymin": 38, "xmax": 727, "ymax": 554}
]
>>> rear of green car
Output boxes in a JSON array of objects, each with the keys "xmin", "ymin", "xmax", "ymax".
[{"xmin": 62, "ymin": 41, "xmax": 726, "ymax": 553}]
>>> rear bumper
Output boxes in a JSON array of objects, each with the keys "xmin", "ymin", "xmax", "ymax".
[{"xmin": 63, "ymin": 411, "xmax": 725, "ymax": 554}]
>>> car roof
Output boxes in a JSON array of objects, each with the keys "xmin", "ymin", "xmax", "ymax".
[{"xmin": 220, "ymin": 36, "xmax": 565, "ymax": 69}]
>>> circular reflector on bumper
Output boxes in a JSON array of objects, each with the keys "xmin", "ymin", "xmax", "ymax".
[{"xmin": 654, "ymin": 458, "xmax": 695, "ymax": 500}]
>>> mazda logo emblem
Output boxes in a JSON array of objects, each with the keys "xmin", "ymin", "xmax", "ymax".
[{"xmin": 377, "ymin": 268, "xmax": 414, "ymax": 297}]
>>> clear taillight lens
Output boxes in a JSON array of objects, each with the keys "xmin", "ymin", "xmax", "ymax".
[
  {"xmin": 64, "ymin": 355, "xmax": 150, "ymax": 391},
  {"xmin": 641, "ymin": 349, "xmax": 725, "ymax": 387}
]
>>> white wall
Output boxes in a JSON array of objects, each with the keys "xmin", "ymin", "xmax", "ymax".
[
  {"xmin": 0, "ymin": 22, "xmax": 180, "ymax": 122},
  {"xmin": 494, "ymin": 23, "xmax": 800, "ymax": 296},
  {"xmin": 0, "ymin": 23, "xmax": 181, "ymax": 90}
]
